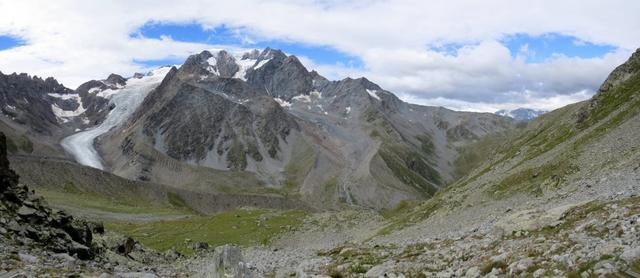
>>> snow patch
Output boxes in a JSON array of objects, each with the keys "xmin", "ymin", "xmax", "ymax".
[
  {"xmin": 51, "ymin": 102, "xmax": 85, "ymax": 119},
  {"xmin": 234, "ymin": 58, "xmax": 258, "ymax": 80},
  {"xmin": 48, "ymin": 93, "xmax": 79, "ymax": 100},
  {"xmin": 310, "ymin": 90, "xmax": 322, "ymax": 99},
  {"xmin": 254, "ymin": 58, "xmax": 271, "ymax": 70},
  {"xmin": 274, "ymin": 98, "xmax": 292, "ymax": 108},
  {"xmin": 88, "ymin": 87, "xmax": 102, "ymax": 94},
  {"xmin": 50, "ymin": 93, "xmax": 86, "ymax": 121},
  {"xmin": 206, "ymin": 57, "xmax": 220, "ymax": 75},
  {"xmin": 96, "ymin": 88, "xmax": 119, "ymax": 99},
  {"xmin": 366, "ymin": 89, "xmax": 381, "ymax": 101},
  {"xmin": 292, "ymin": 95, "xmax": 311, "ymax": 103}
]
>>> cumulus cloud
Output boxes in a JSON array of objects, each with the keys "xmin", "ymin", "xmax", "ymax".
[{"xmin": 0, "ymin": 0, "xmax": 639, "ymax": 112}]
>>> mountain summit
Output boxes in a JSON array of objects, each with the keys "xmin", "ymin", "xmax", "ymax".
[
  {"xmin": 495, "ymin": 108, "xmax": 546, "ymax": 122},
  {"xmin": 0, "ymin": 47, "xmax": 509, "ymax": 210}
]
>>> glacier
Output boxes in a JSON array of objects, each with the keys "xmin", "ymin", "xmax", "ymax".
[{"xmin": 61, "ymin": 67, "xmax": 171, "ymax": 170}]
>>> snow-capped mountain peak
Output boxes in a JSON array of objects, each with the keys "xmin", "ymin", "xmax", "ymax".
[{"xmin": 496, "ymin": 108, "xmax": 546, "ymax": 121}]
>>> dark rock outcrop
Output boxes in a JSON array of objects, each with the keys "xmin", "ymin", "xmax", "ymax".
[
  {"xmin": 0, "ymin": 132, "xmax": 98, "ymax": 260},
  {"xmin": 245, "ymin": 48, "xmax": 315, "ymax": 100},
  {"xmin": 0, "ymin": 72, "xmax": 74, "ymax": 134}
]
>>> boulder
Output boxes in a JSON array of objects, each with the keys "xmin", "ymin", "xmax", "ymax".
[
  {"xmin": 117, "ymin": 237, "xmax": 137, "ymax": 256},
  {"xmin": 205, "ymin": 244, "xmax": 259, "ymax": 278}
]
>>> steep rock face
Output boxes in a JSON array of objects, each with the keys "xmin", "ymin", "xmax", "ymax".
[
  {"xmin": 0, "ymin": 72, "xmax": 75, "ymax": 134},
  {"xmin": 91, "ymin": 48, "xmax": 513, "ymax": 210},
  {"xmin": 0, "ymin": 132, "xmax": 98, "ymax": 260},
  {"xmin": 0, "ymin": 72, "xmax": 85, "ymax": 157},
  {"xmin": 245, "ymin": 48, "xmax": 314, "ymax": 101},
  {"xmin": 142, "ymin": 83, "xmax": 297, "ymax": 170},
  {"xmin": 75, "ymin": 73, "xmax": 128, "ymax": 126},
  {"xmin": 96, "ymin": 51, "xmax": 302, "ymax": 188},
  {"xmin": 598, "ymin": 48, "xmax": 640, "ymax": 94}
]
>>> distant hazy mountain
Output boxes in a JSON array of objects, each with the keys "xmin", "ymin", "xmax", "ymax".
[{"xmin": 495, "ymin": 108, "xmax": 547, "ymax": 121}]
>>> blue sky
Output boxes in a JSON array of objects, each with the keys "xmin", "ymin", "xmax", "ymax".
[
  {"xmin": 0, "ymin": 35, "xmax": 23, "ymax": 51},
  {"xmin": 1, "ymin": 24, "xmax": 616, "ymax": 64},
  {"xmin": 131, "ymin": 23, "xmax": 364, "ymax": 68},
  {"xmin": 125, "ymin": 23, "xmax": 618, "ymax": 68},
  {"xmin": 501, "ymin": 33, "xmax": 617, "ymax": 63}
]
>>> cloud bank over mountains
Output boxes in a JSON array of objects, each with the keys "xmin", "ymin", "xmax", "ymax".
[{"xmin": 0, "ymin": 0, "xmax": 638, "ymax": 111}]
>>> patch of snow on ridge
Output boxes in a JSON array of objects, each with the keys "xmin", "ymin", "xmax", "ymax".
[
  {"xmin": 366, "ymin": 89, "xmax": 381, "ymax": 101},
  {"xmin": 254, "ymin": 58, "xmax": 271, "ymax": 70},
  {"xmin": 48, "ymin": 93, "xmax": 78, "ymax": 100},
  {"xmin": 234, "ymin": 58, "xmax": 258, "ymax": 80},
  {"xmin": 274, "ymin": 98, "xmax": 292, "ymax": 108},
  {"xmin": 206, "ymin": 57, "xmax": 220, "ymax": 75},
  {"xmin": 50, "ymin": 93, "xmax": 86, "ymax": 122},
  {"xmin": 51, "ymin": 103, "xmax": 85, "ymax": 119},
  {"xmin": 292, "ymin": 95, "xmax": 311, "ymax": 103},
  {"xmin": 88, "ymin": 87, "xmax": 102, "ymax": 94},
  {"xmin": 310, "ymin": 91, "xmax": 322, "ymax": 99},
  {"xmin": 61, "ymin": 66, "xmax": 172, "ymax": 170}
]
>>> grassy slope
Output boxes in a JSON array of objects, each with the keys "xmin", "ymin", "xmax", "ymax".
[
  {"xmin": 11, "ymin": 156, "xmax": 308, "ymax": 256},
  {"xmin": 376, "ymin": 53, "xmax": 640, "ymax": 235},
  {"xmin": 106, "ymin": 208, "xmax": 307, "ymax": 256},
  {"xmin": 366, "ymin": 109, "xmax": 442, "ymax": 198}
]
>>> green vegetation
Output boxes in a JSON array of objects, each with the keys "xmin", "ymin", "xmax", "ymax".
[
  {"xmin": 480, "ymin": 260, "xmax": 508, "ymax": 275},
  {"xmin": 320, "ymin": 244, "xmax": 388, "ymax": 275},
  {"xmin": 629, "ymin": 259, "xmax": 640, "ymax": 273},
  {"xmin": 579, "ymin": 73, "xmax": 640, "ymax": 128},
  {"xmin": 349, "ymin": 264, "xmax": 368, "ymax": 274},
  {"xmin": 5, "ymin": 134, "xmax": 33, "ymax": 153},
  {"xmin": 227, "ymin": 139, "xmax": 247, "ymax": 170},
  {"xmin": 376, "ymin": 197, "xmax": 442, "ymax": 236},
  {"xmin": 364, "ymin": 109, "xmax": 442, "ymax": 196},
  {"xmin": 323, "ymin": 176, "xmax": 339, "ymax": 195},
  {"xmin": 166, "ymin": 192, "xmax": 196, "ymax": 213},
  {"xmin": 282, "ymin": 140, "xmax": 315, "ymax": 195},
  {"xmin": 566, "ymin": 260, "xmax": 599, "ymax": 278},
  {"xmin": 381, "ymin": 199, "xmax": 419, "ymax": 219},
  {"xmin": 246, "ymin": 141, "xmax": 263, "ymax": 162},
  {"xmin": 378, "ymin": 144, "xmax": 440, "ymax": 196},
  {"xmin": 538, "ymin": 200, "xmax": 607, "ymax": 236},
  {"xmin": 36, "ymin": 186, "xmax": 184, "ymax": 216},
  {"xmin": 106, "ymin": 208, "xmax": 307, "ymax": 256},
  {"xmin": 452, "ymin": 129, "xmax": 518, "ymax": 180},
  {"xmin": 488, "ymin": 158, "xmax": 579, "ymax": 197},
  {"xmin": 415, "ymin": 133, "xmax": 436, "ymax": 159}
]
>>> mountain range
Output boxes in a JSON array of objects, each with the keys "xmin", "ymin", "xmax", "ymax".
[
  {"xmin": 0, "ymin": 47, "xmax": 514, "ymax": 210},
  {"xmin": 1, "ymin": 47, "xmax": 639, "ymax": 277}
]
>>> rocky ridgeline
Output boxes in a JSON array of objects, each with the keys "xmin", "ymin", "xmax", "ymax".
[{"xmin": 0, "ymin": 132, "xmax": 98, "ymax": 261}]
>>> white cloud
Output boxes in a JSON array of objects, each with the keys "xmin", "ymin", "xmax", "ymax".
[{"xmin": 0, "ymin": 0, "xmax": 638, "ymax": 112}]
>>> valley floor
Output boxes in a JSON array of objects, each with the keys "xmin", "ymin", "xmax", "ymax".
[{"xmin": 2, "ymin": 170, "xmax": 639, "ymax": 277}]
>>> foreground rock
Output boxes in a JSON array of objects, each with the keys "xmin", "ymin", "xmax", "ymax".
[
  {"xmin": 0, "ymin": 132, "xmax": 185, "ymax": 276},
  {"xmin": 0, "ymin": 132, "xmax": 96, "ymax": 260}
]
